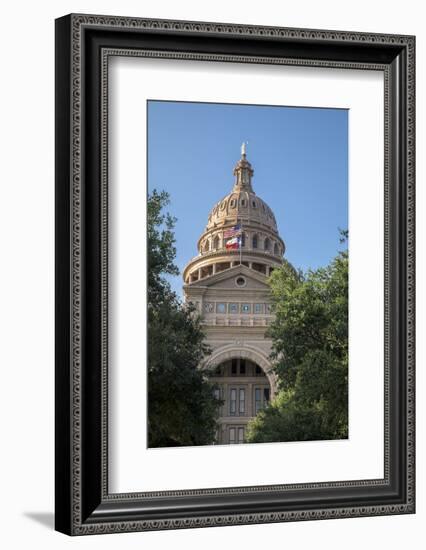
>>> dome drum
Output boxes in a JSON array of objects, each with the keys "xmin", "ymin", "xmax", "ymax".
[{"xmin": 198, "ymin": 228, "xmax": 285, "ymax": 257}]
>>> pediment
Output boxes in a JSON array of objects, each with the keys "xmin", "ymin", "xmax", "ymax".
[{"xmin": 188, "ymin": 264, "xmax": 270, "ymax": 290}]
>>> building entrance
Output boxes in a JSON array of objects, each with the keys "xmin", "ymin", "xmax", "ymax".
[{"xmin": 210, "ymin": 358, "xmax": 271, "ymax": 444}]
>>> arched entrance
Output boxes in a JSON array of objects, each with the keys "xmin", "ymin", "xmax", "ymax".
[
  {"xmin": 203, "ymin": 345, "xmax": 277, "ymax": 394},
  {"xmin": 207, "ymin": 353, "xmax": 274, "ymax": 445}
]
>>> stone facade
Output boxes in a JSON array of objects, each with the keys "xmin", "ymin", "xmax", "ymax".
[{"xmin": 183, "ymin": 146, "xmax": 285, "ymax": 444}]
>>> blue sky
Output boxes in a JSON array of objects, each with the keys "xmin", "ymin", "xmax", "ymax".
[{"xmin": 147, "ymin": 100, "xmax": 348, "ymax": 297}]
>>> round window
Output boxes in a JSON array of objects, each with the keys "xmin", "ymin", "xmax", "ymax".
[{"xmin": 235, "ymin": 276, "xmax": 246, "ymax": 287}]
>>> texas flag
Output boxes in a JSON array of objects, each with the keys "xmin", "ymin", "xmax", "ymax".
[{"xmin": 225, "ymin": 235, "xmax": 241, "ymax": 250}]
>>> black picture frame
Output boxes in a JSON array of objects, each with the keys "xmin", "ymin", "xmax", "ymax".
[{"xmin": 55, "ymin": 13, "xmax": 415, "ymax": 535}]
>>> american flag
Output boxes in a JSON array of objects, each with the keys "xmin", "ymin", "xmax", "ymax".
[{"xmin": 223, "ymin": 224, "xmax": 241, "ymax": 238}]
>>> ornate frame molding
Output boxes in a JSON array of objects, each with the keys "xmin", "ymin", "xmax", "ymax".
[{"xmin": 55, "ymin": 14, "xmax": 415, "ymax": 535}]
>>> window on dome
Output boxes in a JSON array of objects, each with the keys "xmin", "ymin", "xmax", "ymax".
[
  {"xmin": 241, "ymin": 199, "xmax": 247, "ymax": 207},
  {"xmin": 203, "ymin": 240, "xmax": 210, "ymax": 252},
  {"xmin": 252, "ymin": 234, "xmax": 258, "ymax": 248},
  {"xmin": 213, "ymin": 235, "xmax": 220, "ymax": 249},
  {"xmin": 264, "ymin": 238, "xmax": 270, "ymax": 251},
  {"xmin": 230, "ymin": 199, "xmax": 236, "ymax": 208},
  {"xmin": 241, "ymin": 232, "xmax": 246, "ymax": 247},
  {"xmin": 274, "ymin": 243, "xmax": 279, "ymax": 255},
  {"xmin": 252, "ymin": 200, "xmax": 257, "ymax": 208}
]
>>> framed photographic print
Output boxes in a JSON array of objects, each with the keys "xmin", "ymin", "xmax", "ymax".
[{"xmin": 55, "ymin": 14, "xmax": 415, "ymax": 535}]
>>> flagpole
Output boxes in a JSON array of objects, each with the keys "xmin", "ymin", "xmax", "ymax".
[{"xmin": 239, "ymin": 217, "xmax": 242, "ymax": 265}]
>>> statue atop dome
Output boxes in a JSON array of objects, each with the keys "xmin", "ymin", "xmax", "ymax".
[{"xmin": 233, "ymin": 144, "xmax": 254, "ymax": 192}]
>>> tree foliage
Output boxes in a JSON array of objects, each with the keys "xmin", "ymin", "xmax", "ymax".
[
  {"xmin": 246, "ymin": 240, "xmax": 348, "ymax": 443},
  {"xmin": 147, "ymin": 190, "xmax": 221, "ymax": 447}
]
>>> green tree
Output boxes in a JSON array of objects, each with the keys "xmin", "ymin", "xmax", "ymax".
[
  {"xmin": 246, "ymin": 240, "xmax": 348, "ymax": 443},
  {"xmin": 147, "ymin": 190, "xmax": 221, "ymax": 447}
]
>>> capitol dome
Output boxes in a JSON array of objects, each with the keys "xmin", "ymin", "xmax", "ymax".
[
  {"xmin": 206, "ymin": 154, "xmax": 278, "ymax": 234},
  {"xmin": 183, "ymin": 144, "xmax": 285, "ymax": 285}
]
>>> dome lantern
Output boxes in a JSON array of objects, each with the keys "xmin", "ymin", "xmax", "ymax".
[{"xmin": 233, "ymin": 142, "xmax": 254, "ymax": 193}]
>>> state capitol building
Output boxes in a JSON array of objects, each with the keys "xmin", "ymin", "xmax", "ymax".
[{"xmin": 183, "ymin": 145, "xmax": 285, "ymax": 445}]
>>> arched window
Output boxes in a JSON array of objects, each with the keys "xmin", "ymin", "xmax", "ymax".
[
  {"xmin": 213, "ymin": 235, "xmax": 220, "ymax": 250},
  {"xmin": 264, "ymin": 238, "xmax": 270, "ymax": 251},
  {"xmin": 274, "ymin": 243, "xmax": 279, "ymax": 255},
  {"xmin": 203, "ymin": 240, "xmax": 210, "ymax": 253},
  {"xmin": 241, "ymin": 232, "xmax": 247, "ymax": 247},
  {"xmin": 252, "ymin": 234, "xmax": 258, "ymax": 249}
]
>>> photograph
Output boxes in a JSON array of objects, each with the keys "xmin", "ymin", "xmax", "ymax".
[{"xmin": 147, "ymin": 100, "xmax": 349, "ymax": 448}]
